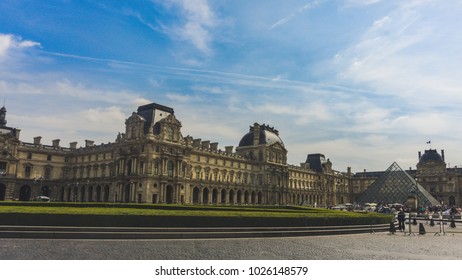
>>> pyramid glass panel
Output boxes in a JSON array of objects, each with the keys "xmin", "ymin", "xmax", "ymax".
[{"xmin": 355, "ymin": 162, "xmax": 439, "ymax": 206}]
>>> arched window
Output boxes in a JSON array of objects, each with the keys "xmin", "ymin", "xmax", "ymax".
[
  {"xmin": 0, "ymin": 183, "xmax": 6, "ymax": 201},
  {"xmin": 168, "ymin": 127, "xmax": 174, "ymax": 140}
]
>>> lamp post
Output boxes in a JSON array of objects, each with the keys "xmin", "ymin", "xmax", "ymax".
[
  {"xmin": 406, "ymin": 178, "xmax": 418, "ymax": 236},
  {"xmin": 34, "ymin": 176, "xmax": 44, "ymax": 196}
]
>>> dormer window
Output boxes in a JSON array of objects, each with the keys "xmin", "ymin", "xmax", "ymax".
[{"xmin": 168, "ymin": 127, "xmax": 174, "ymax": 140}]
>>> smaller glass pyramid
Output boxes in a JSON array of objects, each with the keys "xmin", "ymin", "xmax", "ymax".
[{"xmin": 355, "ymin": 162, "xmax": 439, "ymax": 206}]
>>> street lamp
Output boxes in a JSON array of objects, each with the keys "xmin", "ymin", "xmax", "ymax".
[
  {"xmin": 405, "ymin": 178, "xmax": 418, "ymax": 236},
  {"xmin": 34, "ymin": 176, "xmax": 44, "ymax": 196}
]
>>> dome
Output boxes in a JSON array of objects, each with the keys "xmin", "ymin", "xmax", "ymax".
[
  {"xmin": 418, "ymin": 149, "xmax": 444, "ymax": 165},
  {"xmin": 238, "ymin": 124, "xmax": 284, "ymax": 148}
]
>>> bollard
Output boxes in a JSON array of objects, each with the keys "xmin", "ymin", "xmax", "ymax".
[
  {"xmin": 419, "ymin": 223, "xmax": 426, "ymax": 235},
  {"xmin": 389, "ymin": 222, "xmax": 396, "ymax": 234}
]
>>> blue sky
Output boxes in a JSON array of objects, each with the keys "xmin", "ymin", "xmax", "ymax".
[{"xmin": 1, "ymin": 0, "xmax": 462, "ymax": 172}]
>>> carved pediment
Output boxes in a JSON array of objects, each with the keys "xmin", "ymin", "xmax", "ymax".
[
  {"xmin": 159, "ymin": 114, "xmax": 182, "ymax": 127},
  {"xmin": 269, "ymin": 142, "xmax": 286, "ymax": 152},
  {"xmin": 158, "ymin": 114, "xmax": 183, "ymax": 142},
  {"xmin": 125, "ymin": 112, "xmax": 145, "ymax": 125}
]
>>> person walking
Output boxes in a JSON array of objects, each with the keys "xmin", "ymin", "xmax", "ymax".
[{"xmin": 397, "ymin": 209, "xmax": 406, "ymax": 231}]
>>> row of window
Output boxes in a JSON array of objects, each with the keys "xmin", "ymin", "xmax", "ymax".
[{"xmin": 195, "ymin": 154, "xmax": 249, "ymax": 169}]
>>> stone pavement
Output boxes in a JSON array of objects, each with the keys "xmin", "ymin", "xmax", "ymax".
[{"xmin": 1, "ymin": 227, "xmax": 462, "ymax": 260}]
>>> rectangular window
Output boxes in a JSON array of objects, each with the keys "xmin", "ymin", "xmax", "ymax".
[
  {"xmin": 47, "ymin": 154, "xmax": 52, "ymax": 161},
  {"xmin": 153, "ymin": 161, "xmax": 159, "ymax": 175},
  {"xmin": 44, "ymin": 167, "xmax": 51, "ymax": 179},
  {"xmin": 0, "ymin": 161, "xmax": 6, "ymax": 170},
  {"xmin": 25, "ymin": 166, "xmax": 31, "ymax": 178}
]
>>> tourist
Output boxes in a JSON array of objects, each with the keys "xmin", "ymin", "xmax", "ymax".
[{"xmin": 397, "ymin": 209, "xmax": 406, "ymax": 231}]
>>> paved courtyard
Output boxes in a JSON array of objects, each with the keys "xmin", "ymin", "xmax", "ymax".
[{"xmin": 1, "ymin": 225, "xmax": 462, "ymax": 260}]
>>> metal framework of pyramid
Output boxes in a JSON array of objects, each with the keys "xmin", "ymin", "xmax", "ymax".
[{"xmin": 355, "ymin": 162, "xmax": 439, "ymax": 206}]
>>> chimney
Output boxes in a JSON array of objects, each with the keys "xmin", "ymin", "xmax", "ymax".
[
  {"xmin": 70, "ymin": 142, "xmax": 77, "ymax": 149},
  {"xmin": 201, "ymin": 140, "xmax": 210, "ymax": 150},
  {"xmin": 33, "ymin": 136, "xmax": 42, "ymax": 145},
  {"xmin": 85, "ymin": 140, "xmax": 95, "ymax": 147},
  {"xmin": 225, "ymin": 146, "xmax": 233, "ymax": 154},
  {"xmin": 193, "ymin": 139, "xmax": 201, "ymax": 148},
  {"xmin": 210, "ymin": 142, "xmax": 218, "ymax": 151},
  {"xmin": 52, "ymin": 139, "xmax": 60, "ymax": 147},
  {"xmin": 253, "ymin": 123, "xmax": 260, "ymax": 146},
  {"xmin": 14, "ymin": 128, "xmax": 20, "ymax": 139},
  {"xmin": 442, "ymin": 149, "xmax": 445, "ymax": 162}
]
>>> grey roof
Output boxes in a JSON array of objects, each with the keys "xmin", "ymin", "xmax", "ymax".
[
  {"xmin": 418, "ymin": 149, "xmax": 444, "ymax": 165},
  {"xmin": 306, "ymin": 154, "xmax": 327, "ymax": 172},
  {"xmin": 238, "ymin": 128, "xmax": 284, "ymax": 148},
  {"xmin": 355, "ymin": 162, "xmax": 439, "ymax": 206},
  {"xmin": 136, "ymin": 103, "xmax": 174, "ymax": 134}
]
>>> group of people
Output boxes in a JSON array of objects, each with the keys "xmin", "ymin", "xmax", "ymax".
[{"xmin": 395, "ymin": 206, "xmax": 460, "ymax": 231}]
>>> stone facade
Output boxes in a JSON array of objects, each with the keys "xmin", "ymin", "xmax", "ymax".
[{"xmin": 0, "ymin": 103, "xmax": 352, "ymax": 206}]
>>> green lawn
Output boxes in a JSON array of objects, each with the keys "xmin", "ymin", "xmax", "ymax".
[
  {"xmin": 0, "ymin": 202, "xmax": 392, "ymax": 227},
  {"xmin": 0, "ymin": 202, "xmax": 383, "ymax": 218}
]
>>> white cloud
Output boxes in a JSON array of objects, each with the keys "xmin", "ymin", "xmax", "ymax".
[
  {"xmin": 82, "ymin": 106, "xmax": 127, "ymax": 129},
  {"xmin": 157, "ymin": 0, "xmax": 218, "ymax": 56},
  {"xmin": 165, "ymin": 92, "xmax": 192, "ymax": 103},
  {"xmin": 345, "ymin": 0, "xmax": 382, "ymax": 7},
  {"xmin": 11, "ymin": 105, "xmax": 126, "ymax": 147},
  {"xmin": 0, "ymin": 35, "xmax": 12, "ymax": 57},
  {"xmin": 333, "ymin": 1, "xmax": 462, "ymax": 106},
  {"xmin": 0, "ymin": 33, "xmax": 40, "ymax": 59},
  {"xmin": 268, "ymin": 0, "xmax": 324, "ymax": 30}
]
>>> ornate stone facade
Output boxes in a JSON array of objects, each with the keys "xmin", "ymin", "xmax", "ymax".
[{"xmin": 0, "ymin": 102, "xmax": 352, "ymax": 206}]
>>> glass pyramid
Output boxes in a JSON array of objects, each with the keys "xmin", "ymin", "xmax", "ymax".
[{"xmin": 355, "ymin": 162, "xmax": 439, "ymax": 206}]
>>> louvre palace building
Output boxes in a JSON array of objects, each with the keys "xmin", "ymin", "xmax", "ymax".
[
  {"xmin": 0, "ymin": 102, "xmax": 461, "ymax": 207},
  {"xmin": 0, "ymin": 102, "xmax": 352, "ymax": 206}
]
